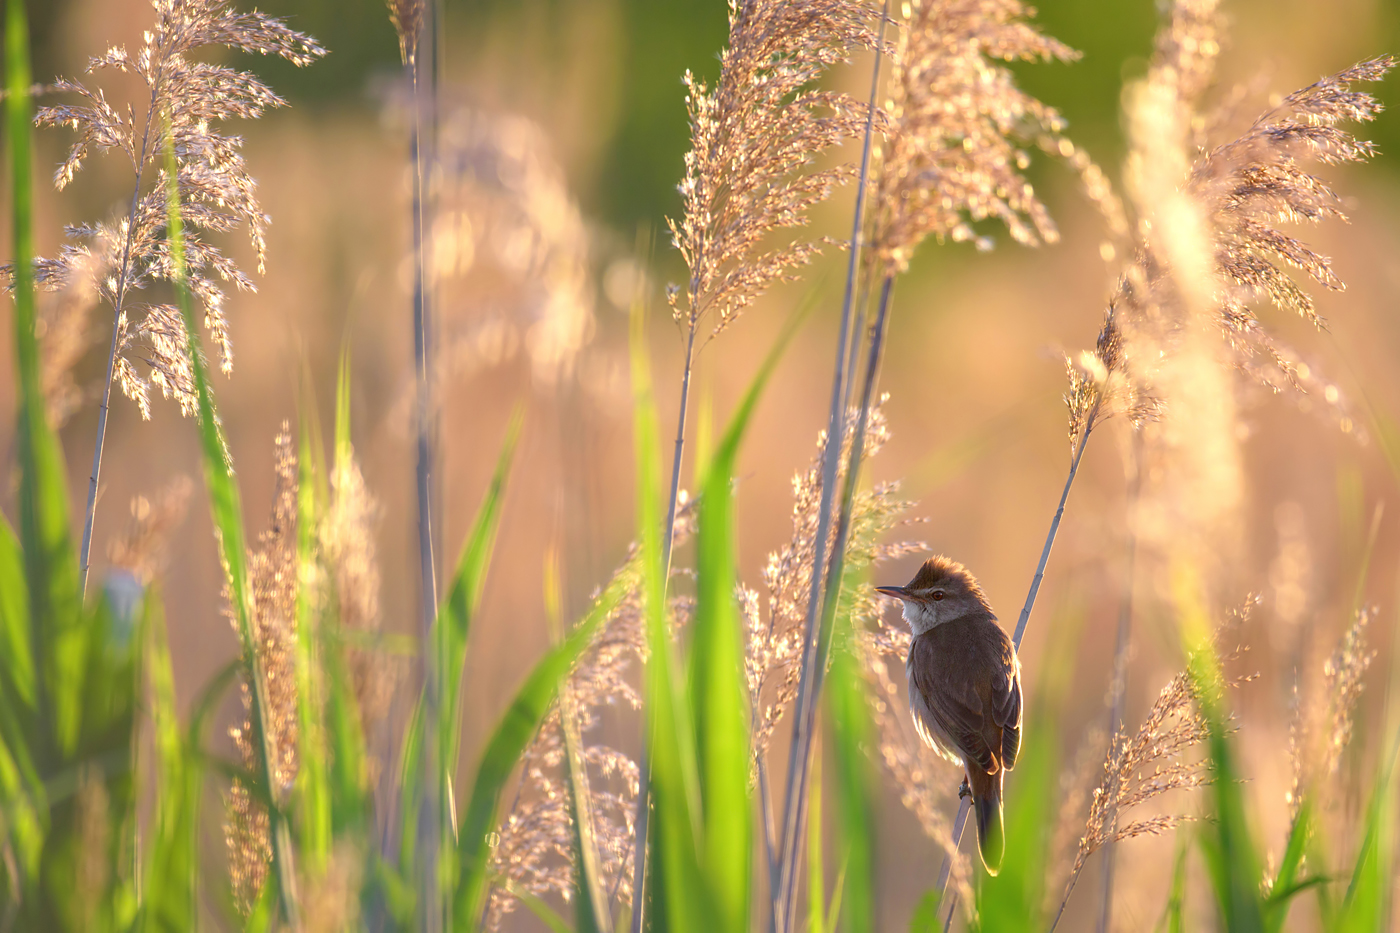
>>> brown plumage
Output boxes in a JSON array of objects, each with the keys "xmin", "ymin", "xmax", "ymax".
[{"xmin": 876, "ymin": 556, "xmax": 1023, "ymax": 874}]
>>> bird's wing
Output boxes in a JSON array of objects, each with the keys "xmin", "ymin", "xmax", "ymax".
[
  {"xmin": 987, "ymin": 625, "xmax": 1022, "ymax": 771},
  {"xmin": 909, "ymin": 633, "xmax": 996, "ymax": 774},
  {"xmin": 993, "ymin": 667, "xmax": 1022, "ymax": 771}
]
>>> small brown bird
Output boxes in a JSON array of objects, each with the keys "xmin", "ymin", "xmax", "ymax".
[{"xmin": 876, "ymin": 556, "xmax": 1022, "ymax": 875}]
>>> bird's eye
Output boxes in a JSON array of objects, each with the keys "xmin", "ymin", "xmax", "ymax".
[{"xmin": 932, "ymin": 591, "xmax": 945, "ymax": 601}]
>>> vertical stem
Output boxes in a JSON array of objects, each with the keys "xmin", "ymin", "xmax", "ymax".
[
  {"xmin": 781, "ymin": 273, "xmax": 892, "ymax": 929},
  {"xmin": 78, "ymin": 83, "xmax": 161, "ymax": 595},
  {"xmin": 627, "ymin": 320, "xmax": 698, "ymax": 933},
  {"xmin": 936, "ymin": 395, "xmax": 1104, "ymax": 924},
  {"xmin": 1095, "ymin": 429, "xmax": 1141, "ymax": 933},
  {"xmin": 409, "ymin": 32, "xmax": 442, "ymax": 932},
  {"xmin": 773, "ymin": 15, "xmax": 886, "ymax": 928}
]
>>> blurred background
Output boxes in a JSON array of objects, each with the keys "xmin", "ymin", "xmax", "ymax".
[{"xmin": 5, "ymin": 0, "xmax": 1400, "ymax": 928}]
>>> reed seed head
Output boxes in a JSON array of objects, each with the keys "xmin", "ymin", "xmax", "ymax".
[
  {"xmin": 225, "ymin": 424, "xmax": 301, "ymax": 912},
  {"xmin": 871, "ymin": 0, "xmax": 1078, "ymax": 273},
  {"xmin": 668, "ymin": 0, "xmax": 883, "ymax": 336},
  {"xmin": 30, "ymin": 0, "xmax": 323, "ymax": 419}
]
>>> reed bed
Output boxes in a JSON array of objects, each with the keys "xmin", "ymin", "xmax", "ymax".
[{"xmin": 2, "ymin": 0, "xmax": 1399, "ymax": 931}]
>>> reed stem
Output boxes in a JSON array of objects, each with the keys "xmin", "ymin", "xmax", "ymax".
[
  {"xmin": 626, "ymin": 317, "xmax": 698, "ymax": 933},
  {"xmin": 773, "ymin": 16, "xmax": 887, "ymax": 926},
  {"xmin": 938, "ymin": 393, "xmax": 1104, "ymax": 928},
  {"xmin": 77, "ymin": 84, "xmax": 161, "ymax": 595},
  {"xmin": 780, "ymin": 272, "xmax": 892, "ymax": 929},
  {"xmin": 1094, "ymin": 430, "xmax": 1141, "ymax": 933},
  {"xmin": 409, "ymin": 20, "xmax": 443, "ymax": 929}
]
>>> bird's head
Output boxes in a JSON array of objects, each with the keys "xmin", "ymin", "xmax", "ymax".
[{"xmin": 875, "ymin": 555, "xmax": 992, "ymax": 636}]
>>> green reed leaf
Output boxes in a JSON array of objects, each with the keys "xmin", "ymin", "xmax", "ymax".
[
  {"xmin": 162, "ymin": 121, "xmax": 298, "ymax": 922},
  {"xmin": 451, "ymin": 569, "xmax": 629, "ymax": 928}
]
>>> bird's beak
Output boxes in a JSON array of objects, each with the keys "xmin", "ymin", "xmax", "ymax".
[{"xmin": 874, "ymin": 585, "xmax": 909, "ymax": 601}]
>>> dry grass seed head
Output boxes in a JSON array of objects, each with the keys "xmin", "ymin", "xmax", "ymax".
[
  {"xmin": 225, "ymin": 424, "xmax": 301, "ymax": 911},
  {"xmin": 433, "ymin": 108, "xmax": 595, "ymax": 389},
  {"xmin": 31, "ymin": 0, "xmax": 323, "ymax": 419},
  {"xmin": 668, "ymin": 0, "xmax": 883, "ymax": 336},
  {"xmin": 385, "ymin": 0, "xmax": 425, "ymax": 66},
  {"xmin": 107, "ymin": 475, "xmax": 194, "ymax": 584},
  {"xmin": 747, "ymin": 397, "xmax": 923, "ymax": 764},
  {"xmin": 1064, "ymin": 618, "xmax": 1255, "ymax": 904},
  {"xmin": 871, "ymin": 0, "xmax": 1079, "ymax": 273},
  {"xmin": 486, "ymin": 497, "xmax": 697, "ymax": 927},
  {"xmin": 1072, "ymin": 0, "xmax": 1390, "ymax": 448}
]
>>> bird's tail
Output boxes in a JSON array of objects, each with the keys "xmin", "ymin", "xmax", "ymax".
[{"xmin": 971, "ymin": 770, "xmax": 1005, "ymax": 876}]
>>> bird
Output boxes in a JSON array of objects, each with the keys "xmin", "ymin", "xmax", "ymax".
[{"xmin": 875, "ymin": 555, "xmax": 1022, "ymax": 875}]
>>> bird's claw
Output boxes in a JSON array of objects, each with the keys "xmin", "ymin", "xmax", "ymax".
[{"xmin": 957, "ymin": 777, "xmax": 971, "ymax": 800}]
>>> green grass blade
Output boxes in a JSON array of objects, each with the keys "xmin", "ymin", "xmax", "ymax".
[
  {"xmin": 7, "ymin": 0, "xmax": 82, "ymax": 765},
  {"xmin": 633, "ymin": 303, "xmax": 707, "ymax": 933},
  {"xmin": 438, "ymin": 407, "xmax": 524, "ymax": 781},
  {"xmin": 293, "ymin": 422, "xmax": 332, "ymax": 876},
  {"xmin": 1154, "ymin": 834, "xmax": 1189, "ymax": 933},
  {"xmin": 1336, "ymin": 720, "xmax": 1399, "ymax": 931},
  {"xmin": 161, "ymin": 122, "xmax": 297, "ymax": 921},
  {"xmin": 397, "ymin": 697, "xmax": 425, "ymax": 879},
  {"xmin": 687, "ymin": 298, "xmax": 804, "ymax": 933},
  {"xmin": 138, "ymin": 591, "xmax": 202, "ymax": 933},
  {"xmin": 321, "ymin": 349, "xmax": 370, "ymax": 834},
  {"xmin": 450, "ymin": 572, "xmax": 630, "ymax": 928},
  {"xmin": 0, "ymin": 517, "xmax": 34, "ymax": 712},
  {"xmin": 909, "ymin": 891, "xmax": 941, "ymax": 933},
  {"xmin": 562, "ymin": 690, "xmax": 612, "ymax": 933},
  {"xmin": 827, "ymin": 616, "xmax": 875, "ymax": 933},
  {"xmin": 1264, "ymin": 798, "xmax": 1312, "ymax": 932}
]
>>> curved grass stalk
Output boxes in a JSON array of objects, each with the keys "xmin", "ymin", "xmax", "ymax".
[{"xmin": 160, "ymin": 121, "xmax": 298, "ymax": 923}]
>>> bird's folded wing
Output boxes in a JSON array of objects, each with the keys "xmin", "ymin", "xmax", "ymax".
[
  {"xmin": 909, "ymin": 635, "xmax": 996, "ymax": 773},
  {"xmin": 993, "ymin": 669, "xmax": 1022, "ymax": 771}
]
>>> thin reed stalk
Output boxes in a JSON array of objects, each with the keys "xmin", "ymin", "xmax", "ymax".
[
  {"xmin": 938, "ymin": 393, "xmax": 1104, "ymax": 928},
  {"xmin": 77, "ymin": 99, "xmax": 157, "ymax": 594},
  {"xmin": 31, "ymin": 0, "xmax": 324, "ymax": 594},
  {"xmin": 388, "ymin": 0, "xmax": 442, "ymax": 924},
  {"xmin": 776, "ymin": 269, "xmax": 890, "ymax": 931},
  {"xmin": 772, "ymin": 15, "xmax": 888, "ymax": 929},
  {"xmin": 627, "ymin": 318, "xmax": 697, "ymax": 933},
  {"xmin": 1095, "ymin": 430, "xmax": 1142, "ymax": 933}
]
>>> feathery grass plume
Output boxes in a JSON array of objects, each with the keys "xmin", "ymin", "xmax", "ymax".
[
  {"xmin": 869, "ymin": 0, "xmax": 1079, "ymax": 270},
  {"xmin": 317, "ymin": 440, "xmax": 397, "ymax": 739},
  {"xmin": 746, "ymin": 398, "xmax": 921, "ymax": 765},
  {"xmin": 18, "ymin": 0, "xmax": 323, "ymax": 587},
  {"xmin": 1049, "ymin": 622, "xmax": 1254, "ymax": 931},
  {"xmin": 1070, "ymin": 0, "xmax": 1392, "ymax": 445},
  {"xmin": 485, "ymin": 498, "xmax": 697, "ymax": 928},
  {"xmin": 225, "ymin": 425, "xmax": 301, "ymax": 912},
  {"xmin": 106, "ymin": 475, "xmax": 193, "ymax": 584},
  {"xmin": 32, "ymin": 0, "xmax": 325, "ymax": 405},
  {"xmin": 668, "ymin": 0, "xmax": 881, "ymax": 336},
  {"xmin": 386, "ymin": 0, "xmax": 425, "ymax": 66},
  {"xmin": 35, "ymin": 249, "xmax": 101, "ymax": 430},
  {"xmin": 425, "ymin": 108, "xmax": 595, "ymax": 391},
  {"xmin": 1284, "ymin": 607, "xmax": 1376, "ymax": 822}
]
